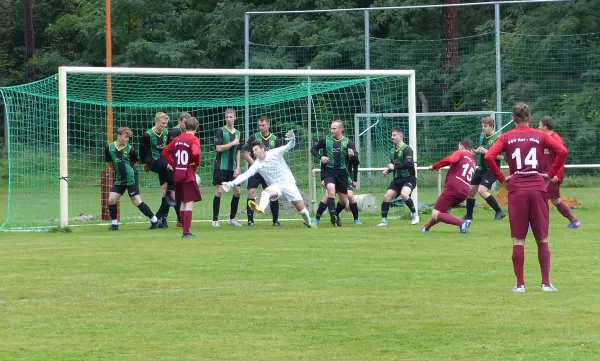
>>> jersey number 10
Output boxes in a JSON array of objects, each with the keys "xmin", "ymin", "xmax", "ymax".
[{"xmin": 175, "ymin": 149, "xmax": 189, "ymax": 165}]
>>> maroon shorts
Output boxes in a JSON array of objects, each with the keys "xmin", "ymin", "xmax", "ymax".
[
  {"xmin": 546, "ymin": 181, "xmax": 561, "ymax": 200},
  {"xmin": 508, "ymin": 190, "xmax": 549, "ymax": 240},
  {"xmin": 433, "ymin": 188, "xmax": 469, "ymax": 213},
  {"xmin": 175, "ymin": 181, "xmax": 202, "ymax": 203}
]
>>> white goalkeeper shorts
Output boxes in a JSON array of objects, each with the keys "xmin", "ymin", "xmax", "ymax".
[{"xmin": 266, "ymin": 184, "xmax": 303, "ymax": 203}]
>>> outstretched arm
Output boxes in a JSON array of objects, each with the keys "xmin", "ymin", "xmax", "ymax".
[
  {"xmin": 431, "ymin": 151, "xmax": 461, "ymax": 170},
  {"xmin": 230, "ymin": 163, "xmax": 259, "ymax": 187}
]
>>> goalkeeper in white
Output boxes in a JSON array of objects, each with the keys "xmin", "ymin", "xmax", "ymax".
[{"xmin": 222, "ymin": 130, "xmax": 316, "ymax": 228}]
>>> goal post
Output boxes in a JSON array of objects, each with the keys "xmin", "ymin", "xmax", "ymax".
[{"xmin": 53, "ymin": 67, "xmax": 416, "ymax": 229}]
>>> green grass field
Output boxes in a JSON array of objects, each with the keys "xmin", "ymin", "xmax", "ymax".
[{"xmin": 1, "ymin": 188, "xmax": 600, "ymax": 360}]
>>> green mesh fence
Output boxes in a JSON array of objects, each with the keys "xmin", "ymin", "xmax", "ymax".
[
  {"xmin": 0, "ymin": 73, "xmax": 409, "ymax": 230},
  {"xmin": 250, "ymin": 31, "xmax": 600, "ymax": 170}
]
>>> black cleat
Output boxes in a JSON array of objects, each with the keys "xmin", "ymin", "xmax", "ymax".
[
  {"xmin": 182, "ymin": 233, "xmax": 197, "ymax": 239},
  {"xmin": 247, "ymin": 221, "xmax": 255, "ymax": 227},
  {"xmin": 494, "ymin": 211, "xmax": 506, "ymax": 220},
  {"xmin": 157, "ymin": 217, "xmax": 169, "ymax": 228},
  {"xmin": 336, "ymin": 216, "xmax": 343, "ymax": 227},
  {"xmin": 330, "ymin": 214, "xmax": 337, "ymax": 226},
  {"xmin": 463, "ymin": 215, "xmax": 472, "ymax": 220},
  {"xmin": 149, "ymin": 221, "xmax": 159, "ymax": 230},
  {"xmin": 273, "ymin": 221, "xmax": 282, "ymax": 227},
  {"xmin": 107, "ymin": 224, "xmax": 119, "ymax": 231}
]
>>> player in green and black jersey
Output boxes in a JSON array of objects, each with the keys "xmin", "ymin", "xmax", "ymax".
[
  {"xmin": 463, "ymin": 116, "xmax": 506, "ymax": 221},
  {"xmin": 139, "ymin": 112, "xmax": 176, "ymax": 228},
  {"xmin": 105, "ymin": 127, "xmax": 159, "ymax": 230},
  {"xmin": 212, "ymin": 108, "xmax": 243, "ymax": 227},
  {"xmin": 377, "ymin": 127, "xmax": 419, "ymax": 227},
  {"xmin": 243, "ymin": 116, "xmax": 283, "ymax": 227},
  {"xmin": 310, "ymin": 120, "xmax": 357, "ymax": 227},
  {"xmin": 313, "ymin": 147, "xmax": 362, "ymax": 226}
]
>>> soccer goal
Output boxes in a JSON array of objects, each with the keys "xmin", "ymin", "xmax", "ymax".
[{"xmin": 0, "ymin": 67, "xmax": 416, "ymax": 230}]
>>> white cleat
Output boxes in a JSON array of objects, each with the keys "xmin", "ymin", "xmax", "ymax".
[
  {"xmin": 376, "ymin": 222, "xmax": 388, "ymax": 227},
  {"xmin": 303, "ymin": 221, "xmax": 317, "ymax": 228},
  {"xmin": 212, "ymin": 221, "xmax": 220, "ymax": 227},
  {"xmin": 511, "ymin": 285, "xmax": 526, "ymax": 293},
  {"xmin": 411, "ymin": 215, "xmax": 420, "ymax": 225},
  {"xmin": 228, "ymin": 219, "xmax": 242, "ymax": 227},
  {"xmin": 541, "ymin": 284, "xmax": 558, "ymax": 292}
]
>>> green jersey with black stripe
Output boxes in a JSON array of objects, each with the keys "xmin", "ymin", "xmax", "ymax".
[
  {"xmin": 105, "ymin": 142, "xmax": 138, "ymax": 185},
  {"xmin": 310, "ymin": 136, "xmax": 356, "ymax": 170},
  {"xmin": 214, "ymin": 127, "xmax": 241, "ymax": 171},
  {"xmin": 478, "ymin": 132, "xmax": 500, "ymax": 170}
]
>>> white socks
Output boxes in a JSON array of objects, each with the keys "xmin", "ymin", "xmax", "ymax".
[
  {"xmin": 299, "ymin": 208, "xmax": 311, "ymax": 223},
  {"xmin": 258, "ymin": 191, "xmax": 271, "ymax": 211}
]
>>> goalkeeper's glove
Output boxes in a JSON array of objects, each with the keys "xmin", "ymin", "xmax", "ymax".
[
  {"xmin": 285, "ymin": 130, "xmax": 295, "ymax": 141},
  {"xmin": 221, "ymin": 181, "xmax": 235, "ymax": 192}
]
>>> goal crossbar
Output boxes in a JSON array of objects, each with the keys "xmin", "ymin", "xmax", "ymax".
[{"xmin": 58, "ymin": 66, "xmax": 417, "ymax": 228}]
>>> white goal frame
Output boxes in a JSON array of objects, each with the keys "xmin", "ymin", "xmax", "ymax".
[{"xmin": 58, "ymin": 66, "xmax": 417, "ymax": 228}]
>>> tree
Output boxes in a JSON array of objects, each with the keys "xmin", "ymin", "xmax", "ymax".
[{"xmin": 24, "ymin": 0, "xmax": 35, "ymax": 82}]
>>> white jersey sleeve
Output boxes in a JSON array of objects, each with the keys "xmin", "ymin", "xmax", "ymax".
[{"xmin": 232, "ymin": 162, "xmax": 259, "ymax": 186}]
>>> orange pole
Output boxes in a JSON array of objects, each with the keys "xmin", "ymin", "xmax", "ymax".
[
  {"xmin": 105, "ymin": 0, "xmax": 113, "ymax": 142},
  {"xmin": 102, "ymin": 0, "xmax": 118, "ymax": 220}
]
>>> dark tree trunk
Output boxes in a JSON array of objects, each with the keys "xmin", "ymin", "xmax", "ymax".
[
  {"xmin": 441, "ymin": 0, "xmax": 460, "ymax": 98},
  {"xmin": 24, "ymin": 0, "xmax": 36, "ymax": 82}
]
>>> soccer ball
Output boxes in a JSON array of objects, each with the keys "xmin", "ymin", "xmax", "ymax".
[{"xmin": 196, "ymin": 174, "xmax": 201, "ymax": 186}]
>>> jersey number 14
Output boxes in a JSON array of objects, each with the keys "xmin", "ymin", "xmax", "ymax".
[{"xmin": 511, "ymin": 148, "xmax": 538, "ymax": 169}]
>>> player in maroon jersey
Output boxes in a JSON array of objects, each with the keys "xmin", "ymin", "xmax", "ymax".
[
  {"xmin": 485, "ymin": 103, "xmax": 567, "ymax": 293},
  {"xmin": 423, "ymin": 139, "xmax": 476, "ymax": 233},
  {"xmin": 162, "ymin": 117, "xmax": 202, "ymax": 239},
  {"xmin": 538, "ymin": 117, "xmax": 580, "ymax": 229}
]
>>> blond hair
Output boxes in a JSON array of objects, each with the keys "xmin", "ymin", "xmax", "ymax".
[
  {"xmin": 117, "ymin": 127, "xmax": 132, "ymax": 137},
  {"xmin": 155, "ymin": 112, "xmax": 170, "ymax": 123},
  {"xmin": 481, "ymin": 116, "xmax": 495, "ymax": 128}
]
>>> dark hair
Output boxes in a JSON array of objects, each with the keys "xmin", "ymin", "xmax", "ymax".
[
  {"xmin": 540, "ymin": 116, "xmax": 554, "ymax": 130},
  {"xmin": 184, "ymin": 117, "xmax": 198, "ymax": 131},
  {"xmin": 460, "ymin": 138, "xmax": 474, "ymax": 150},
  {"xmin": 391, "ymin": 127, "xmax": 404, "ymax": 136},
  {"xmin": 512, "ymin": 103, "xmax": 532, "ymax": 124},
  {"xmin": 251, "ymin": 140, "xmax": 264, "ymax": 148},
  {"xmin": 179, "ymin": 112, "xmax": 192, "ymax": 122},
  {"xmin": 258, "ymin": 116, "xmax": 270, "ymax": 124}
]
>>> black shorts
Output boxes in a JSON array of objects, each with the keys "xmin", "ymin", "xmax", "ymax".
[
  {"xmin": 321, "ymin": 168, "xmax": 349, "ymax": 195},
  {"xmin": 247, "ymin": 173, "xmax": 268, "ymax": 190},
  {"xmin": 148, "ymin": 158, "xmax": 173, "ymax": 189},
  {"xmin": 213, "ymin": 169, "xmax": 235, "ymax": 186},
  {"xmin": 387, "ymin": 176, "xmax": 417, "ymax": 195},
  {"xmin": 471, "ymin": 168, "xmax": 497, "ymax": 188},
  {"xmin": 111, "ymin": 182, "xmax": 140, "ymax": 197}
]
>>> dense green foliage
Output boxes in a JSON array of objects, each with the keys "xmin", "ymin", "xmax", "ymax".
[{"xmin": 1, "ymin": 0, "xmax": 600, "ymax": 166}]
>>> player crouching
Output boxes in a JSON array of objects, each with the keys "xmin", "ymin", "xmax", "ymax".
[
  {"xmin": 423, "ymin": 139, "xmax": 475, "ymax": 233},
  {"xmin": 221, "ymin": 131, "xmax": 316, "ymax": 228},
  {"xmin": 105, "ymin": 127, "xmax": 159, "ymax": 230}
]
